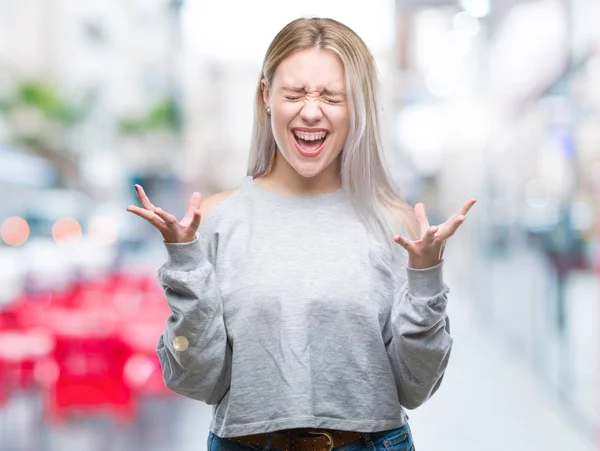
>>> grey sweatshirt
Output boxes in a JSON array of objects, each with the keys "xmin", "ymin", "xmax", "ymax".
[{"xmin": 156, "ymin": 175, "xmax": 452, "ymax": 438}]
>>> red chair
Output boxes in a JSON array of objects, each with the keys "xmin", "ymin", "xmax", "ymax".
[
  {"xmin": 0, "ymin": 327, "xmax": 55, "ymax": 397},
  {"xmin": 2, "ymin": 271, "xmax": 169, "ymax": 427},
  {"xmin": 43, "ymin": 308, "xmax": 136, "ymax": 426},
  {"xmin": 120, "ymin": 316, "xmax": 173, "ymax": 397}
]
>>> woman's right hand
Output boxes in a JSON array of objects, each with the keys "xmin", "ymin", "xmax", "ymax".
[{"xmin": 126, "ymin": 185, "xmax": 202, "ymax": 244}]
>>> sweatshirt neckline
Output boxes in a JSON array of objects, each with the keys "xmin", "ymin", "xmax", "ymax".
[{"xmin": 242, "ymin": 175, "xmax": 347, "ymax": 208}]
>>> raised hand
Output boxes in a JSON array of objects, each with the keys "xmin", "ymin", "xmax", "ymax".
[
  {"xmin": 126, "ymin": 185, "xmax": 202, "ymax": 244},
  {"xmin": 394, "ymin": 198, "xmax": 477, "ymax": 269}
]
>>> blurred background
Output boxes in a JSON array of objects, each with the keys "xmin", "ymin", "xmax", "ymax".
[{"xmin": 0, "ymin": 0, "xmax": 599, "ymax": 450}]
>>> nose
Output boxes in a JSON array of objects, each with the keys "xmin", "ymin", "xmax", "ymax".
[{"xmin": 299, "ymin": 98, "xmax": 323, "ymax": 124}]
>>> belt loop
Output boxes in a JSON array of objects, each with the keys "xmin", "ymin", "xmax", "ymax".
[
  {"xmin": 362, "ymin": 432, "xmax": 375, "ymax": 450},
  {"xmin": 262, "ymin": 432, "xmax": 276, "ymax": 451}
]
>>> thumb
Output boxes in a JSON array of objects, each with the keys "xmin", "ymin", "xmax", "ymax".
[{"xmin": 393, "ymin": 234, "xmax": 411, "ymax": 251}]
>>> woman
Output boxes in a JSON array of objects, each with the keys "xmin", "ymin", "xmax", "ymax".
[{"xmin": 127, "ymin": 17, "xmax": 475, "ymax": 451}]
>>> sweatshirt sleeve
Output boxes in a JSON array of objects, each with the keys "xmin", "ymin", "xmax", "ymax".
[
  {"xmin": 155, "ymin": 229, "xmax": 231, "ymax": 405},
  {"xmin": 386, "ymin": 260, "xmax": 452, "ymax": 410}
]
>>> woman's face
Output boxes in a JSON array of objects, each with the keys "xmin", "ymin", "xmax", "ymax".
[{"xmin": 262, "ymin": 48, "xmax": 350, "ymax": 179}]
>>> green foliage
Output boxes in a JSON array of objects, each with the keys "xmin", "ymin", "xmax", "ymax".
[
  {"xmin": 17, "ymin": 81, "xmax": 84, "ymax": 125},
  {"xmin": 118, "ymin": 97, "xmax": 180, "ymax": 134},
  {"xmin": 0, "ymin": 80, "xmax": 85, "ymax": 126},
  {"xmin": 0, "ymin": 80, "xmax": 179, "ymax": 137}
]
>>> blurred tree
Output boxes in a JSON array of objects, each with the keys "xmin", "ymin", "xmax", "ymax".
[
  {"xmin": 117, "ymin": 97, "xmax": 181, "ymax": 135},
  {"xmin": 17, "ymin": 82, "xmax": 84, "ymax": 125},
  {"xmin": 0, "ymin": 80, "xmax": 89, "ymax": 187}
]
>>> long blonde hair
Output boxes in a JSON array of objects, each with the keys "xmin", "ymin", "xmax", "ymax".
[{"xmin": 247, "ymin": 17, "xmax": 419, "ymax": 248}]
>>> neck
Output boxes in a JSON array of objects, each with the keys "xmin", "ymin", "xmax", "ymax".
[{"xmin": 256, "ymin": 151, "xmax": 341, "ymax": 196}]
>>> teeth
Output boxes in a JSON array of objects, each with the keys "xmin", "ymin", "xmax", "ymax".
[{"xmin": 293, "ymin": 130, "xmax": 328, "ymax": 141}]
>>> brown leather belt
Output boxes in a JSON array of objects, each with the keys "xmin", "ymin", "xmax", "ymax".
[{"xmin": 226, "ymin": 428, "xmax": 364, "ymax": 451}]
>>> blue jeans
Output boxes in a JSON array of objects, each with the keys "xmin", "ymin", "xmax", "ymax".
[{"xmin": 208, "ymin": 424, "xmax": 415, "ymax": 451}]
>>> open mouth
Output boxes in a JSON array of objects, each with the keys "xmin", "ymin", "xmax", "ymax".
[{"xmin": 292, "ymin": 130, "xmax": 329, "ymax": 157}]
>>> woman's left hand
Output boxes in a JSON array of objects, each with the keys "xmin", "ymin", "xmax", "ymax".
[{"xmin": 394, "ymin": 198, "xmax": 477, "ymax": 269}]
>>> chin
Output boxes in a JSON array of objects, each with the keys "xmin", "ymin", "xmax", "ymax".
[{"xmin": 290, "ymin": 163, "xmax": 326, "ymax": 179}]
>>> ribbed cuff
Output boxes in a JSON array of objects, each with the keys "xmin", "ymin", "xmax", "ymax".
[
  {"xmin": 163, "ymin": 238, "xmax": 203, "ymax": 271},
  {"xmin": 406, "ymin": 260, "xmax": 445, "ymax": 297}
]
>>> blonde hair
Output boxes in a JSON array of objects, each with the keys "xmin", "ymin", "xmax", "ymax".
[{"xmin": 247, "ymin": 17, "xmax": 419, "ymax": 248}]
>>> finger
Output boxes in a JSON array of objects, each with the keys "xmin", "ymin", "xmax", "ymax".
[
  {"xmin": 134, "ymin": 185, "xmax": 156, "ymax": 211},
  {"xmin": 393, "ymin": 234, "xmax": 414, "ymax": 252},
  {"xmin": 436, "ymin": 215, "xmax": 466, "ymax": 239},
  {"xmin": 188, "ymin": 209, "xmax": 202, "ymax": 235},
  {"xmin": 440, "ymin": 198, "xmax": 477, "ymax": 232},
  {"xmin": 154, "ymin": 207, "xmax": 179, "ymax": 228},
  {"xmin": 423, "ymin": 225, "xmax": 438, "ymax": 247},
  {"xmin": 449, "ymin": 214, "xmax": 466, "ymax": 235},
  {"xmin": 455, "ymin": 198, "xmax": 477, "ymax": 218},
  {"xmin": 414, "ymin": 203, "xmax": 430, "ymax": 237},
  {"xmin": 181, "ymin": 192, "xmax": 202, "ymax": 226},
  {"xmin": 126, "ymin": 205, "xmax": 167, "ymax": 231}
]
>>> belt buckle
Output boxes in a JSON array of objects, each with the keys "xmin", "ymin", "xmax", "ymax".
[{"xmin": 307, "ymin": 431, "xmax": 334, "ymax": 451}]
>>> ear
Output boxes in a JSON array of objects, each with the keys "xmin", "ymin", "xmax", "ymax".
[{"xmin": 261, "ymin": 79, "xmax": 270, "ymax": 108}]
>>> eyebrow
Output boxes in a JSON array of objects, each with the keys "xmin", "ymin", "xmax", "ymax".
[
  {"xmin": 280, "ymin": 86, "xmax": 346, "ymax": 97},
  {"xmin": 323, "ymin": 88, "xmax": 346, "ymax": 97}
]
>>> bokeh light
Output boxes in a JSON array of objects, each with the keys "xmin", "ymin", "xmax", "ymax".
[
  {"xmin": 1, "ymin": 216, "xmax": 30, "ymax": 246},
  {"xmin": 51, "ymin": 218, "xmax": 82, "ymax": 243},
  {"xmin": 87, "ymin": 216, "xmax": 119, "ymax": 246}
]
